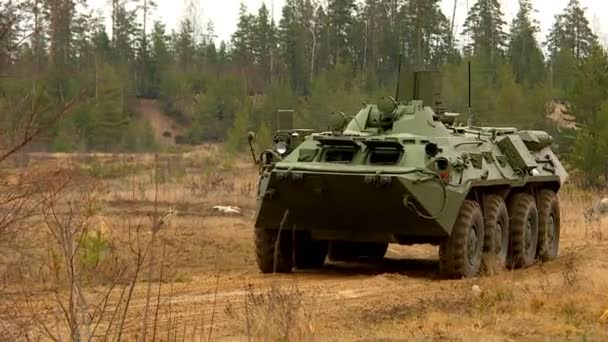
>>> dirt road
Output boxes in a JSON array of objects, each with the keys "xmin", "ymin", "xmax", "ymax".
[{"xmin": 108, "ymin": 211, "xmax": 608, "ymax": 341}]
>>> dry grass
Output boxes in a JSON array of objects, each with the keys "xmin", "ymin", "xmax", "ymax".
[
  {"xmin": 225, "ymin": 282, "xmax": 317, "ymax": 340},
  {"xmin": 0, "ymin": 147, "xmax": 607, "ymax": 340}
]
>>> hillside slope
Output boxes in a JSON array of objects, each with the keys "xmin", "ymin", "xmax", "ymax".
[{"xmin": 135, "ymin": 99, "xmax": 186, "ymax": 146}]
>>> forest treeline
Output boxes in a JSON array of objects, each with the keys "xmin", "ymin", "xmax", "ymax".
[{"xmin": 1, "ymin": 0, "xmax": 608, "ymax": 184}]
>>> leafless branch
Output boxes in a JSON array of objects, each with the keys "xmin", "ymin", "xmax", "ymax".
[{"xmin": 0, "ymin": 89, "xmax": 88, "ymax": 165}]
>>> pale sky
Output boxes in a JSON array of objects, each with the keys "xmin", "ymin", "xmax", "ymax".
[{"xmin": 88, "ymin": 0, "xmax": 608, "ymax": 47}]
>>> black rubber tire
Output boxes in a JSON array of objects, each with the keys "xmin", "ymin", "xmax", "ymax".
[
  {"xmin": 439, "ymin": 200, "xmax": 485, "ymax": 279},
  {"xmin": 537, "ymin": 189, "xmax": 560, "ymax": 261},
  {"xmin": 328, "ymin": 241, "xmax": 388, "ymax": 262},
  {"xmin": 507, "ymin": 193, "xmax": 539, "ymax": 269},
  {"xmin": 294, "ymin": 232, "xmax": 328, "ymax": 269},
  {"xmin": 254, "ymin": 228, "xmax": 293, "ymax": 273},
  {"xmin": 482, "ymin": 195, "xmax": 510, "ymax": 271}
]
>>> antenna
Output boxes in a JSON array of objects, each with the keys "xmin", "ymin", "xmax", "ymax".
[
  {"xmin": 395, "ymin": 54, "xmax": 403, "ymax": 102},
  {"xmin": 467, "ymin": 60, "xmax": 474, "ymax": 126},
  {"xmin": 468, "ymin": 60, "xmax": 471, "ymax": 113}
]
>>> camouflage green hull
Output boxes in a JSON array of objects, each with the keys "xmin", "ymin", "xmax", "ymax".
[
  {"xmin": 249, "ymin": 78, "xmax": 568, "ymax": 277},
  {"xmin": 255, "ymin": 167, "xmax": 468, "ymax": 242}
]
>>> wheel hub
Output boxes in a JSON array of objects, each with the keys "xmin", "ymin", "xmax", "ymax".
[{"xmin": 467, "ymin": 226, "xmax": 478, "ymax": 261}]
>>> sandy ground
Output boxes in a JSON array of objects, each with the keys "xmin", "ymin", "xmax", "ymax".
[
  {"xmin": 54, "ymin": 207, "xmax": 604, "ymax": 341},
  {"xmin": 108, "ymin": 217, "xmax": 608, "ymax": 341},
  {"xmin": 1, "ymin": 156, "xmax": 607, "ymax": 341}
]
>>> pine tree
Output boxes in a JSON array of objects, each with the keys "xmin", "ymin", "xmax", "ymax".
[
  {"xmin": 374, "ymin": 0, "xmax": 401, "ymax": 82},
  {"xmin": 175, "ymin": 18, "xmax": 195, "ymax": 69},
  {"xmin": 227, "ymin": 106, "xmax": 251, "ymax": 153},
  {"xmin": 253, "ymin": 3, "xmax": 275, "ymax": 84},
  {"xmin": 111, "ymin": 2, "xmax": 138, "ymax": 65},
  {"xmin": 148, "ymin": 20, "xmax": 171, "ymax": 96},
  {"xmin": 45, "ymin": 0, "xmax": 77, "ymax": 70},
  {"xmin": 357, "ymin": 0, "xmax": 379, "ymax": 77},
  {"xmin": 93, "ymin": 23, "xmax": 112, "ymax": 63},
  {"xmin": 546, "ymin": 0, "xmax": 598, "ymax": 61},
  {"xmin": 278, "ymin": 0, "xmax": 313, "ymax": 94},
  {"xmin": 205, "ymin": 42, "xmax": 218, "ymax": 68},
  {"xmin": 136, "ymin": 0, "xmax": 157, "ymax": 96},
  {"xmin": 571, "ymin": 45, "xmax": 608, "ymax": 124},
  {"xmin": 508, "ymin": 0, "xmax": 545, "ymax": 86},
  {"xmin": 313, "ymin": 5, "xmax": 331, "ymax": 73},
  {"xmin": 0, "ymin": 1, "xmax": 23, "ymax": 69},
  {"xmin": 569, "ymin": 46, "xmax": 608, "ymax": 186},
  {"xmin": 218, "ymin": 40, "xmax": 228, "ymax": 65},
  {"xmin": 328, "ymin": 0, "xmax": 356, "ymax": 65},
  {"xmin": 202, "ymin": 20, "xmax": 216, "ymax": 46},
  {"xmin": 400, "ymin": 0, "xmax": 453, "ymax": 67},
  {"xmin": 29, "ymin": 0, "xmax": 48, "ymax": 73},
  {"xmin": 139, "ymin": 0, "xmax": 156, "ymax": 53},
  {"xmin": 231, "ymin": 3, "xmax": 255, "ymax": 66},
  {"xmin": 462, "ymin": 0, "xmax": 507, "ymax": 63},
  {"xmin": 88, "ymin": 63, "xmax": 130, "ymax": 151},
  {"xmin": 71, "ymin": 10, "xmax": 96, "ymax": 70}
]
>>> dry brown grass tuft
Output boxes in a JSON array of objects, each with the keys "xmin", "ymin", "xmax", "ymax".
[
  {"xmin": 559, "ymin": 185, "xmax": 606, "ymax": 243},
  {"xmin": 225, "ymin": 282, "xmax": 318, "ymax": 340}
]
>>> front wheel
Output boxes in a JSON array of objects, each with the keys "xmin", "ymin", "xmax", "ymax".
[
  {"xmin": 439, "ymin": 200, "xmax": 485, "ymax": 279},
  {"xmin": 254, "ymin": 228, "xmax": 293, "ymax": 273}
]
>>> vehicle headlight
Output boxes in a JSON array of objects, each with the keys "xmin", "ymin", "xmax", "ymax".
[{"xmin": 274, "ymin": 142, "xmax": 288, "ymax": 155}]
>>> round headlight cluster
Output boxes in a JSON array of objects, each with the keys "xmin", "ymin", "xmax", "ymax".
[{"xmin": 274, "ymin": 142, "xmax": 288, "ymax": 155}]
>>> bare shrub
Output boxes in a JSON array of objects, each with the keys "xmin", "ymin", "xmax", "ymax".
[
  {"xmin": 225, "ymin": 283, "xmax": 317, "ymax": 340},
  {"xmin": 1, "ymin": 159, "xmax": 180, "ymax": 341},
  {"xmin": 562, "ymin": 254, "xmax": 580, "ymax": 287},
  {"xmin": 28, "ymin": 173, "xmax": 130, "ymax": 341}
]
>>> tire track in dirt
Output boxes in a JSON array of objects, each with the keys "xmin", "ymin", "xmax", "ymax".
[
  {"xmin": 114, "ymin": 246, "xmax": 457, "ymax": 338},
  {"xmin": 115, "ymin": 242, "xmax": 608, "ymax": 339}
]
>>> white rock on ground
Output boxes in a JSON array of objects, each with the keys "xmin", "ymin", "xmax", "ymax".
[
  {"xmin": 471, "ymin": 285, "xmax": 482, "ymax": 298},
  {"xmin": 212, "ymin": 205, "xmax": 242, "ymax": 215}
]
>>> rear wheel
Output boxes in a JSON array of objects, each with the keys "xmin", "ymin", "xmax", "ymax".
[
  {"xmin": 537, "ymin": 189, "xmax": 560, "ymax": 261},
  {"xmin": 328, "ymin": 241, "xmax": 388, "ymax": 262},
  {"xmin": 507, "ymin": 193, "xmax": 539, "ymax": 269},
  {"xmin": 482, "ymin": 195, "xmax": 510, "ymax": 272},
  {"xmin": 294, "ymin": 232, "xmax": 328, "ymax": 269},
  {"xmin": 439, "ymin": 200, "xmax": 484, "ymax": 278},
  {"xmin": 254, "ymin": 228, "xmax": 293, "ymax": 273}
]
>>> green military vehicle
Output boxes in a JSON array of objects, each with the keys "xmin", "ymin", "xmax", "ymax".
[{"xmin": 247, "ymin": 70, "xmax": 567, "ymax": 279}]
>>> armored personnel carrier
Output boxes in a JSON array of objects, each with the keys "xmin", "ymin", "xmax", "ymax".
[{"xmin": 248, "ymin": 70, "xmax": 567, "ymax": 279}]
